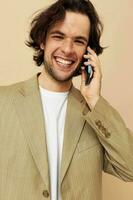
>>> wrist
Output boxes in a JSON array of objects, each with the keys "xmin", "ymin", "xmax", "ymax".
[{"xmin": 86, "ymin": 95, "xmax": 100, "ymax": 111}]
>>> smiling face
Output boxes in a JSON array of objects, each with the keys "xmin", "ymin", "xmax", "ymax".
[{"xmin": 41, "ymin": 11, "xmax": 90, "ymax": 83}]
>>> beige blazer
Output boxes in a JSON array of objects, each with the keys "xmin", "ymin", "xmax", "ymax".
[{"xmin": 0, "ymin": 74, "xmax": 133, "ymax": 200}]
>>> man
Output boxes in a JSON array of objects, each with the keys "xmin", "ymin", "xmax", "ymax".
[{"xmin": 0, "ymin": 0, "xmax": 133, "ymax": 199}]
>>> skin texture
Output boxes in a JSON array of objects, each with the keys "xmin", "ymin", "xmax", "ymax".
[{"xmin": 38, "ymin": 11, "xmax": 102, "ymax": 110}]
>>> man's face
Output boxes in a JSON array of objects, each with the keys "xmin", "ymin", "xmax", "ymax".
[{"xmin": 42, "ymin": 11, "xmax": 90, "ymax": 82}]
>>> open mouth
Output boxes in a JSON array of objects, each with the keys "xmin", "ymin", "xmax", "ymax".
[{"xmin": 54, "ymin": 56, "xmax": 75, "ymax": 69}]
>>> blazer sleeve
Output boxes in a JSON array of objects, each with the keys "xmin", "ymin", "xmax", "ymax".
[{"xmin": 82, "ymin": 96, "xmax": 133, "ymax": 182}]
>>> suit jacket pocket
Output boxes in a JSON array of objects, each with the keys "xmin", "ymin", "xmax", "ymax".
[
  {"xmin": 77, "ymin": 122, "xmax": 101, "ymax": 153},
  {"xmin": 77, "ymin": 142, "xmax": 100, "ymax": 153}
]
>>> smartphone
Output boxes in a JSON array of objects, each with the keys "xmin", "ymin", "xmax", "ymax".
[
  {"xmin": 74, "ymin": 50, "xmax": 94, "ymax": 84},
  {"xmin": 85, "ymin": 60, "xmax": 93, "ymax": 85}
]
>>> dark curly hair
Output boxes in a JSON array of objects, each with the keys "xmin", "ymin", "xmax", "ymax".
[{"xmin": 26, "ymin": 0, "xmax": 104, "ymax": 67}]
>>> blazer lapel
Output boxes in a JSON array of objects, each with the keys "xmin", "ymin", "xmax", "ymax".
[
  {"xmin": 60, "ymin": 86, "xmax": 85, "ymax": 184},
  {"xmin": 13, "ymin": 75, "xmax": 86, "ymax": 188},
  {"xmin": 13, "ymin": 75, "xmax": 50, "ymax": 189}
]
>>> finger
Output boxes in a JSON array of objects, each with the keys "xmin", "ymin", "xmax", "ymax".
[
  {"xmin": 84, "ymin": 60, "xmax": 96, "ymax": 67},
  {"xmin": 83, "ymin": 54, "xmax": 96, "ymax": 62},
  {"xmin": 81, "ymin": 66, "xmax": 87, "ymax": 85},
  {"xmin": 84, "ymin": 59, "xmax": 101, "ymax": 71},
  {"xmin": 83, "ymin": 61, "xmax": 101, "ymax": 76},
  {"xmin": 87, "ymin": 46, "xmax": 97, "ymax": 58}
]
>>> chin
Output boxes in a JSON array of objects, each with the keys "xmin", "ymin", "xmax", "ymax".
[{"xmin": 52, "ymin": 72, "xmax": 74, "ymax": 83}]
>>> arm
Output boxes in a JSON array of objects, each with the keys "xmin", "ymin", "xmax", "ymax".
[
  {"xmin": 80, "ymin": 47, "xmax": 133, "ymax": 181},
  {"xmin": 82, "ymin": 96, "xmax": 133, "ymax": 181}
]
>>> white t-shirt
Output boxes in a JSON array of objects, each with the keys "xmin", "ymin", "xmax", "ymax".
[{"xmin": 39, "ymin": 86, "xmax": 68, "ymax": 200}]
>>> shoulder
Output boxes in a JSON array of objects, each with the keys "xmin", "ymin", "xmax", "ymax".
[
  {"xmin": 0, "ymin": 74, "xmax": 37, "ymax": 98},
  {"xmin": 68, "ymin": 85, "xmax": 86, "ymax": 113},
  {"xmin": 70, "ymin": 85, "xmax": 84, "ymax": 102}
]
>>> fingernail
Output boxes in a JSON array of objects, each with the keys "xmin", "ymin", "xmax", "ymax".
[
  {"xmin": 88, "ymin": 46, "xmax": 91, "ymax": 50},
  {"xmin": 83, "ymin": 55, "xmax": 87, "ymax": 58},
  {"xmin": 81, "ymin": 66, "xmax": 85, "ymax": 70}
]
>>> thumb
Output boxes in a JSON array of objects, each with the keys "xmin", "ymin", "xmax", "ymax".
[{"xmin": 81, "ymin": 66, "xmax": 87, "ymax": 86}]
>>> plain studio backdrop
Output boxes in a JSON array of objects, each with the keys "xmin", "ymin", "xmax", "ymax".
[{"xmin": 0, "ymin": 0, "xmax": 133, "ymax": 199}]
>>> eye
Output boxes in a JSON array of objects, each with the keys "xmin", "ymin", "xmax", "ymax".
[
  {"xmin": 51, "ymin": 35, "xmax": 64, "ymax": 40},
  {"xmin": 75, "ymin": 40, "xmax": 85, "ymax": 45}
]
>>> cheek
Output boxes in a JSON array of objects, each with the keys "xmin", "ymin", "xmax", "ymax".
[
  {"xmin": 77, "ymin": 51, "xmax": 86, "ymax": 62},
  {"xmin": 46, "ymin": 45, "xmax": 60, "ymax": 58},
  {"xmin": 44, "ymin": 40, "xmax": 58, "ymax": 53},
  {"xmin": 77, "ymin": 46, "xmax": 87, "ymax": 59}
]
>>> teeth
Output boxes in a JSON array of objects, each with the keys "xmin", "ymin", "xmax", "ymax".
[{"xmin": 56, "ymin": 57, "xmax": 73, "ymax": 65}]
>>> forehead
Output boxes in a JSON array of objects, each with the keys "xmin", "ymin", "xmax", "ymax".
[{"xmin": 48, "ymin": 11, "xmax": 90, "ymax": 38}]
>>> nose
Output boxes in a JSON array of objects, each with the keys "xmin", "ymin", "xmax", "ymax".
[{"xmin": 60, "ymin": 39, "xmax": 74, "ymax": 55}]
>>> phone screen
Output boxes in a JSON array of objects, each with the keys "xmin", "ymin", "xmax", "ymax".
[
  {"xmin": 74, "ymin": 50, "xmax": 93, "ymax": 84},
  {"xmin": 85, "ymin": 61, "xmax": 93, "ymax": 85}
]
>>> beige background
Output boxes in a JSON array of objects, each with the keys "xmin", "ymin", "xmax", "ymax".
[{"xmin": 0, "ymin": 0, "xmax": 133, "ymax": 199}]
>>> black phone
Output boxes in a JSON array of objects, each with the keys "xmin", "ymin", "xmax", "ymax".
[
  {"xmin": 85, "ymin": 60, "xmax": 93, "ymax": 85},
  {"xmin": 75, "ymin": 51, "xmax": 93, "ymax": 85}
]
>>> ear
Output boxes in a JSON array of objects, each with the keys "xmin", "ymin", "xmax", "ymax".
[{"xmin": 40, "ymin": 43, "xmax": 45, "ymax": 50}]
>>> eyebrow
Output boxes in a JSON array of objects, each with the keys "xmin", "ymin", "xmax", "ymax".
[{"xmin": 50, "ymin": 30, "xmax": 88, "ymax": 43}]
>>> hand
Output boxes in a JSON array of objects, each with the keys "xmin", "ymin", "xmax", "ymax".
[{"xmin": 80, "ymin": 46, "xmax": 102, "ymax": 110}]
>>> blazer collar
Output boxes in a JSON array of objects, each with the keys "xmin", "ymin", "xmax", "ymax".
[
  {"xmin": 13, "ymin": 73, "xmax": 86, "ymax": 187},
  {"xmin": 60, "ymin": 86, "xmax": 85, "ymax": 184},
  {"xmin": 13, "ymin": 73, "xmax": 50, "ymax": 190}
]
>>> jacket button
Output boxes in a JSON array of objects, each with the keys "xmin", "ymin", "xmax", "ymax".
[
  {"xmin": 95, "ymin": 120, "xmax": 102, "ymax": 128},
  {"xmin": 82, "ymin": 106, "xmax": 89, "ymax": 115},
  {"xmin": 105, "ymin": 131, "xmax": 111, "ymax": 138},
  {"xmin": 43, "ymin": 190, "xmax": 49, "ymax": 198}
]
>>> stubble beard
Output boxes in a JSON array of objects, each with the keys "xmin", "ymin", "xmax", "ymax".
[{"xmin": 44, "ymin": 60, "xmax": 80, "ymax": 83}]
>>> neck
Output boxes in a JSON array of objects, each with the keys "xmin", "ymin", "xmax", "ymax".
[{"xmin": 38, "ymin": 70, "xmax": 72, "ymax": 92}]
